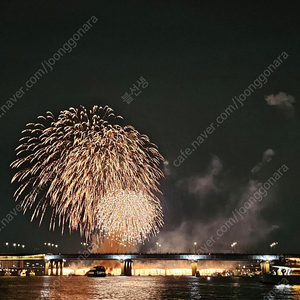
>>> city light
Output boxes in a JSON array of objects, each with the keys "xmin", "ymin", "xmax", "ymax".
[
  {"xmin": 231, "ymin": 242, "xmax": 238, "ymax": 253},
  {"xmin": 270, "ymin": 242, "xmax": 278, "ymax": 253},
  {"xmin": 44, "ymin": 242, "xmax": 58, "ymax": 252},
  {"xmin": 11, "ymin": 243, "xmax": 24, "ymax": 252}
]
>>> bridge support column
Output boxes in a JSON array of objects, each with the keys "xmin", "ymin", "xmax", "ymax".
[
  {"xmin": 57, "ymin": 260, "xmax": 62, "ymax": 276},
  {"xmin": 50, "ymin": 260, "xmax": 54, "ymax": 276},
  {"xmin": 260, "ymin": 261, "xmax": 270, "ymax": 275},
  {"xmin": 126, "ymin": 260, "xmax": 133, "ymax": 276},
  {"xmin": 55, "ymin": 260, "xmax": 63, "ymax": 276},
  {"xmin": 56, "ymin": 260, "xmax": 60, "ymax": 275},
  {"xmin": 60, "ymin": 260, "xmax": 64, "ymax": 276},
  {"xmin": 120, "ymin": 261, "xmax": 124, "ymax": 276},
  {"xmin": 191, "ymin": 261, "xmax": 197, "ymax": 276},
  {"xmin": 45, "ymin": 261, "xmax": 50, "ymax": 276},
  {"xmin": 55, "ymin": 260, "xmax": 58, "ymax": 276},
  {"xmin": 124, "ymin": 260, "xmax": 128, "ymax": 276},
  {"xmin": 120, "ymin": 260, "xmax": 133, "ymax": 276}
]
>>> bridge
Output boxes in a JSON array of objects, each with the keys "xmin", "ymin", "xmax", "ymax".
[
  {"xmin": 0, "ymin": 253, "xmax": 298, "ymax": 276},
  {"xmin": 46, "ymin": 253, "xmax": 280, "ymax": 260}
]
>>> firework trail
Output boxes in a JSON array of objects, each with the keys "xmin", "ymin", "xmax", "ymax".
[{"xmin": 11, "ymin": 105, "xmax": 164, "ymax": 245}]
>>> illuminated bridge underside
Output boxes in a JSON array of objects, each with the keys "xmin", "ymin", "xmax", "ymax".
[
  {"xmin": 0, "ymin": 254, "xmax": 45, "ymax": 261},
  {"xmin": 1, "ymin": 253, "xmax": 298, "ymax": 276},
  {"xmin": 47, "ymin": 253, "xmax": 282, "ymax": 261},
  {"xmin": 2, "ymin": 253, "xmax": 299, "ymax": 261}
]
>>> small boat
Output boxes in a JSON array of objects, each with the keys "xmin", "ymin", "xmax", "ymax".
[
  {"xmin": 85, "ymin": 266, "xmax": 106, "ymax": 277},
  {"xmin": 262, "ymin": 265, "xmax": 300, "ymax": 285}
]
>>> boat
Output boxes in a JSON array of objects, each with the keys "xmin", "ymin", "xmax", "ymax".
[
  {"xmin": 85, "ymin": 266, "xmax": 106, "ymax": 277},
  {"xmin": 262, "ymin": 265, "xmax": 300, "ymax": 285}
]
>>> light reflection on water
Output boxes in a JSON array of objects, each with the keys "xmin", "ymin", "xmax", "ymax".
[{"xmin": 0, "ymin": 276, "xmax": 299, "ymax": 299}]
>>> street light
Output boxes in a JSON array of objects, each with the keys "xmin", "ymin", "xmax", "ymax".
[
  {"xmin": 45, "ymin": 242, "xmax": 57, "ymax": 252},
  {"xmin": 159, "ymin": 244, "xmax": 161, "ymax": 253},
  {"xmin": 194, "ymin": 242, "xmax": 197, "ymax": 254},
  {"xmin": 156, "ymin": 242, "xmax": 159, "ymax": 253},
  {"xmin": 270, "ymin": 242, "xmax": 278, "ymax": 253},
  {"xmin": 5, "ymin": 242, "xmax": 9, "ymax": 252},
  {"xmin": 13, "ymin": 243, "xmax": 16, "ymax": 252},
  {"xmin": 231, "ymin": 242, "xmax": 238, "ymax": 253}
]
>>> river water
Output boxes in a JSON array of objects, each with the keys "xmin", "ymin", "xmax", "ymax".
[{"xmin": 0, "ymin": 276, "xmax": 299, "ymax": 299}]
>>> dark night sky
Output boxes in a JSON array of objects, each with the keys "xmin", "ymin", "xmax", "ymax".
[{"xmin": 0, "ymin": 0, "xmax": 300, "ymax": 253}]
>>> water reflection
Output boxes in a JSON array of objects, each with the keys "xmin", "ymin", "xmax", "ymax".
[
  {"xmin": 0, "ymin": 276, "xmax": 300, "ymax": 299},
  {"xmin": 263, "ymin": 283, "xmax": 300, "ymax": 299}
]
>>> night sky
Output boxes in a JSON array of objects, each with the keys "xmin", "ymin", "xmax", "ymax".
[{"xmin": 1, "ymin": 1, "xmax": 300, "ymax": 254}]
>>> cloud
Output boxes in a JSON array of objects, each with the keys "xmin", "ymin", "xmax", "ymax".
[
  {"xmin": 265, "ymin": 92, "xmax": 295, "ymax": 117},
  {"xmin": 251, "ymin": 149, "xmax": 276, "ymax": 173}
]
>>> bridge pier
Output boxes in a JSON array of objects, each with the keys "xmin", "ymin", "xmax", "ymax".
[
  {"xmin": 59, "ymin": 260, "xmax": 64, "ymax": 275},
  {"xmin": 45, "ymin": 261, "xmax": 50, "ymax": 275},
  {"xmin": 46, "ymin": 259, "xmax": 63, "ymax": 276},
  {"xmin": 56, "ymin": 260, "xmax": 60, "ymax": 275},
  {"xmin": 55, "ymin": 260, "xmax": 59, "ymax": 275},
  {"xmin": 50, "ymin": 260, "xmax": 54, "ymax": 275},
  {"xmin": 260, "ymin": 261, "xmax": 270, "ymax": 275},
  {"xmin": 53, "ymin": 260, "xmax": 58, "ymax": 276},
  {"xmin": 120, "ymin": 261, "xmax": 124, "ymax": 276},
  {"xmin": 120, "ymin": 260, "xmax": 133, "ymax": 276},
  {"xmin": 191, "ymin": 261, "xmax": 197, "ymax": 276}
]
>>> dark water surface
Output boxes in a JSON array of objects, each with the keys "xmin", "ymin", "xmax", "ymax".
[{"xmin": 0, "ymin": 276, "xmax": 300, "ymax": 299}]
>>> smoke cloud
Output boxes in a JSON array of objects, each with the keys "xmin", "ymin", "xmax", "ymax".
[
  {"xmin": 265, "ymin": 92, "xmax": 296, "ymax": 117},
  {"xmin": 185, "ymin": 155, "xmax": 222, "ymax": 196},
  {"xmin": 153, "ymin": 155, "xmax": 280, "ymax": 253},
  {"xmin": 251, "ymin": 149, "xmax": 276, "ymax": 173}
]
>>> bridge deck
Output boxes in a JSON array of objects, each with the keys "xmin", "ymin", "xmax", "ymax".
[
  {"xmin": 46, "ymin": 253, "xmax": 280, "ymax": 261},
  {"xmin": 0, "ymin": 253, "xmax": 298, "ymax": 261}
]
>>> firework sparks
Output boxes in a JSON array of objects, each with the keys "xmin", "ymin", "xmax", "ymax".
[{"xmin": 11, "ymin": 105, "xmax": 164, "ymax": 245}]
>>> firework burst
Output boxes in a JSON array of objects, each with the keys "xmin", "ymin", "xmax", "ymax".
[{"xmin": 11, "ymin": 105, "xmax": 164, "ymax": 245}]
